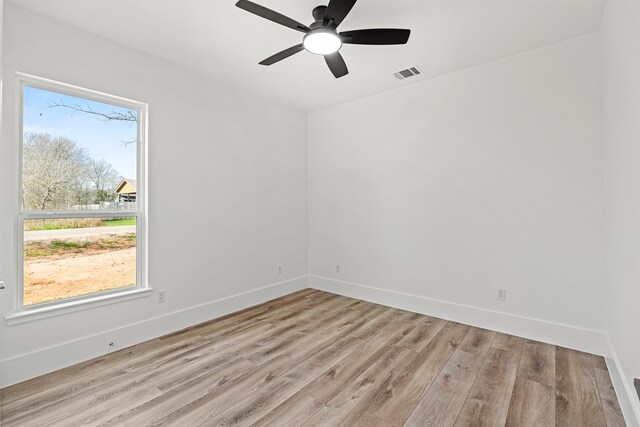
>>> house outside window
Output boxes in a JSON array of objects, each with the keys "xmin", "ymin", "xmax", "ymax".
[{"xmin": 115, "ymin": 179, "xmax": 137, "ymax": 203}]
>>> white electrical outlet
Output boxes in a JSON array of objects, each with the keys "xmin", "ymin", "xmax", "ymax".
[
  {"xmin": 157, "ymin": 290, "xmax": 166, "ymax": 303},
  {"xmin": 277, "ymin": 265, "xmax": 283, "ymax": 275},
  {"xmin": 336, "ymin": 264, "xmax": 341, "ymax": 273},
  {"xmin": 497, "ymin": 288, "xmax": 507, "ymax": 301}
]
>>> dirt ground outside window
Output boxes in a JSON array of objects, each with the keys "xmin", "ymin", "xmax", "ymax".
[{"xmin": 23, "ymin": 231, "xmax": 137, "ymax": 306}]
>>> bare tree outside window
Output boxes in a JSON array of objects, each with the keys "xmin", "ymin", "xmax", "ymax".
[
  {"xmin": 49, "ymin": 98, "xmax": 138, "ymax": 148},
  {"xmin": 86, "ymin": 159, "xmax": 122, "ymax": 203},
  {"xmin": 23, "ymin": 133, "xmax": 89, "ymax": 210},
  {"xmin": 49, "ymin": 97, "xmax": 138, "ymax": 123}
]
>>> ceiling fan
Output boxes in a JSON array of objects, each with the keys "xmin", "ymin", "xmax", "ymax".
[{"xmin": 235, "ymin": 0, "xmax": 411, "ymax": 78}]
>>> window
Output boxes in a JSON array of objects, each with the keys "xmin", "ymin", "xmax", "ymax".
[{"xmin": 17, "ymin": 74, "xmax": 147, "ymax": 310}]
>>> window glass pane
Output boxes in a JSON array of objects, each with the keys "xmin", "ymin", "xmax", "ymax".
[
  {"xmin": 24, "ymin": 217, "xmax": 137, "ymax": 306},
  {"xmin": 22, "ymin": 86, "xmax": 138, "ymax": 211}
]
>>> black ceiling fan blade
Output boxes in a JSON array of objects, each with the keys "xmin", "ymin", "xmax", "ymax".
[
  {"xmin": 324, "ymin": 52, "xmax": 349, "ymax": 78},
  {"xmin": 323, "ymin": 0, "xmax": 358, "ymax": 28},
  {"xmin": 259, "ymin": 44, "xmax": 304, "ymax": 66},
  {"xmin": 235, "ymin": 0, "xmax": 310, "ymax": 33},
  {"xmin": 340, "ymin": 29, "xmax": 411, "ymax": 45}
]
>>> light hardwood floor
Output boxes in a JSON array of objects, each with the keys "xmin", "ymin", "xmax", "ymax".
[{"xmin": 0, "ymin": 289, "xmax": 627, "ymax": 426}]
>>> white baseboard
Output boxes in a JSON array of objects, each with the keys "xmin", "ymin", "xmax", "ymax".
[
  {"xmin": 0, "ymin": 276, "xmax": 309, "ymax": 388},
  {"xmin": 309, "ymin": 275, "xmax": 609, "ymax": 356},
  {"xmin": 606, "ymin": 337, "xmax": 640, "ymax": 426}
]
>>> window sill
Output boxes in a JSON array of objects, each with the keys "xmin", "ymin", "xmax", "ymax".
[{"xmin": 5, "ymin": 288, "xmax": 153, "ymax": 326}]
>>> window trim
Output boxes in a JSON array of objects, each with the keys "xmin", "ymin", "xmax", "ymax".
[
  {"xmin": 5, "ymin": 288, "xmax": 154, "ymax": 326},
  {"xmin": 13, "ymin": 73, "xmax": 149, "ymax": 315}
]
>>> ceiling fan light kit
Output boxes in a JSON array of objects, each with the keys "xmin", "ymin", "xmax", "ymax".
[
  {"xmin": 303, "ymin": 29, "xmax": 342, "ymax": 55},
  {"xmin": 235, "ymin": 0, "xmax": 411, "ymax": 78}
]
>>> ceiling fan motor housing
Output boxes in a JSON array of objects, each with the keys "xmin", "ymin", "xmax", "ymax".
[
  {"xmin": 312, "ymin": 5, "xmax": 328, "ymax": 22},
  {"xmin": 309, "ymin": 21, "xmax": 328, "ymax": 30}
]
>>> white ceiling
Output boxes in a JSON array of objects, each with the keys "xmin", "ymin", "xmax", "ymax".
[{"xmin": 8, "ymin": 0, "xmax": 605, "ymax": 111}]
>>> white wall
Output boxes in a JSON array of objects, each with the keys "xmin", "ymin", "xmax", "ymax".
[
  {"xmin": 0, "ymin": 4, "xmax": 308, "ymax": 386},
  {"xmin": 603, "ymin": 0, "xmax": 640, "ymax": 418},
  {"xmin": 309, "ymin": 33, "xmax": 605, "ymax": 341}
]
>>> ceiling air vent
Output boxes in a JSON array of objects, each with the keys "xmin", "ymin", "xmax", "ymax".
[{"xmin": 394, "ymin": 67, "xmax": 422, "ymax": 80}]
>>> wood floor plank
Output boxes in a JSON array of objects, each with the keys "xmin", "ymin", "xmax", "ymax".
[
  {"xmin": 281, "ymin": 303, "xmax": 389, "ymax": 363},
  {"xmin": 394, "ymin": 315, "xmax": 447, "ymax": 353},
  {"xmin": 594, "ymin": 368, "xmax": 627, "ymax": 427},
  {"xmin": 103, "ymin": 355, "xmax": 290, "ymax": 426},
  {"xmin": 243, "ymin": 298, "xmax": 363, "ymax": 365},
  {"xmin": 403, "ymin": 350, "xmax": 480, "ymax": 427},
  {"xmin": 371, "ymin": 321, "xmax": 472, "ymax": 426},
  {"xmin": 0, "ymin": 290, "xmax": 626, "ymax": 427},
  {"xmin": 592, "ymin": 355, "xmax": 609, "ymax": 371},
  {"xmin": 505, "ymin": 340, "xmax": 556, "ymax": 427},
  {"xmin": 249, "ymin": 393, "xmax": 324, "ymax": 427},
  {"xmin": 404, "ymin": 329, "xmax": 495, "ymax": 427},
  {"xmin": 352, "ymin": 411, "xmax": 394, "ymax": 427},
  {"xmin": 454, "ymin": 333, "xmax": 524, "ymax": 426},
  {"xmin": 492, "ymin": 333, "xmax": 526, "ymax": 353},
  {"xmin": 201, "ymin": 376, "xmax": 299, "ymax": 426},
  {"xmin": 458, "ymin": 327, "xmax": 497, "ymax": 356},
  {"xmin": 300, "ymin": 347, "xmax": 417, "ymax": 426},
  {"xmin": 50, "ymin": 385, "xmax": 163, "ymax": 427},
  {"xmin": 294, "ymin": 310, "xmax": 419, "ymax": 405},
  {"xmin": 506, "ymin": 379, "xmax": 555, "ymax": 427},
  {"xmin": 3, "ymin": 387, "xmax": 98, "ymax": 427},
  {"xmin": 556, "ymin": 347, "xmax": 608, "ymax": 427},
  {"xmin": 519, "ymin": 340, "xmax": 556, "ymax": 387}
]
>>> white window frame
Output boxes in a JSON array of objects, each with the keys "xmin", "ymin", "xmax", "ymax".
[{"xmin": 13, "ymin": 73, "xmax": 149, "ymax": 315}]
